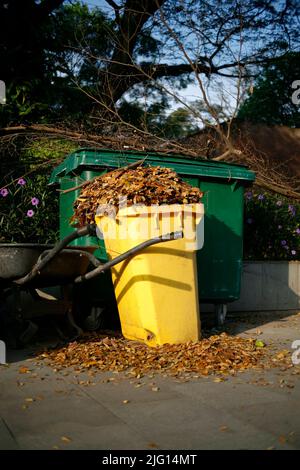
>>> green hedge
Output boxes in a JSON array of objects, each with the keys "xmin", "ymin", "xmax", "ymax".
[
  {"xmin": 0, "ymin": 172, "xmax": 58, "ymax": 244},
  {"xmin": 0, "ymin": 138, "xmax": 77, "ymax": 244},
  {"xmin": 244, "ymin": 190, "xmax": 299, "ymax": 261}
]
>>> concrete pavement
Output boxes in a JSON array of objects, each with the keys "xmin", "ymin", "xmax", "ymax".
[{"xmin": 0, "ymin": 311, "xmax": 300, "ymax": 450}]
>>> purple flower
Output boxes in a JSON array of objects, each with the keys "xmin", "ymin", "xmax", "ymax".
[
  {"xmin": 245, "ymin": 191, "xmax": 253, "ymax": 200},
  {"xmin": 258, "ymin": 194, "xmax": 264, "ymax": 201},
  {"xmin": 0, "ymin": 188, "xmax": 9, "ymax": 197},
  {"xmin": 291, "ymin": 250, "xmax": 297, "ymax": 256},
  {"xmin": 288, "ymin": 204, "xmax": 296, "ymax": 217},
  {"xmin": 296, "ymin": 228, "xmax": 300, "ymax": 235},
  {"xmin": 247, "ymin": 218, "xmax": 253, "ymax": 224},
  {"xmin": 31, "ymin": 197, "xmax": 39, "ymax": 206},
  {"xmin": 276, "ymin": 200, "xmax": 282, "ymax": 207},
  {"xmin": 281, "ymin": 240, "xmax": 287, "ymax": 246},
  {"xmin": 17, "ymin": 178, "xmax": 26, "ymax": 186},
  {"xmin": 26, "ymin": 209, "xmax": 34, "ymax": 217}
]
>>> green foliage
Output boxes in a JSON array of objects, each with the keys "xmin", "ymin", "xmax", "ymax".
[
  {"xmin": 118, "ymin": 99, "xmax": 199, "ymax": 138},
  {"xmin": 159, "ymin": 107, "xmax": 199, "ymax": 139},
  {"xmin": 0, "ymin": 1, "xmax": 114, "ymax": 125},
  {"xmin": 0, "ymin": 174, "xmax": 58, "ymax": 244},
  {"xmin": 244, "ymin": 191, "xmax": 300, "ymax": 261},
  {"xmin": 0, "ymin": 138, "xmax": 76, "ymax": 243},
  {"xmin": 22, "ymin": 138, "xmax": 77, "ymax": 165},
  {"xmin": 238, "ymin": 52, "xmax": 300, "ymax": 127}
]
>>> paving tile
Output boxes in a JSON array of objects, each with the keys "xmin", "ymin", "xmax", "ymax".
[
  {"xmin": 89, "ymin": 394, "xmax": 293, "ymax": 450},
  {"xmin": 0, "ymin": 311, "xmax": 300, "ymax": 449},
  {"xmin": 0, "ymin": 418, "xmax": 19, "ymax": 450}
]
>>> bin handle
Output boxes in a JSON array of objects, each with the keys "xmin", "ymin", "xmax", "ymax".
[{"xmin": 74, "ymin": 230, "xmax": 184, "ymax": 284}]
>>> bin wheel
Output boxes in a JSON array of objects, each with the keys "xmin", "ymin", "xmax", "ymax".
[{"xmin": 215, "ymin": 303, "xmax": 227, "ymax": 326}]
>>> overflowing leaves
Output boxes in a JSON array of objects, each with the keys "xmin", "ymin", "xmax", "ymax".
[
  {"xmin": 37, "ymin": 332, "xmax": 263, "ymax": 378},
  {"xmin": 73, "ymin": 166, "xmax": 203, "ymax": 226}
]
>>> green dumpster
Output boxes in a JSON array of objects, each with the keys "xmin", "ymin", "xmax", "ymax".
[{"xmin": 49, "ymin": 148, "xmax": 255, "ymax": 324}]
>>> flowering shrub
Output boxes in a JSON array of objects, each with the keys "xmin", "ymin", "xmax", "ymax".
[
  {"xmin": 0, "ymin": 173, "xmax": 58, "ymax": 244},
  {"xmin": 0, "ymin": 137, "xmax": 76, "ymax": 244},
  {"xmin": 244, "ymin": 191, "xmax": 300, "ymax": 261}
]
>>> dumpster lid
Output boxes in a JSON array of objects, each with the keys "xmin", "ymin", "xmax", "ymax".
[{"xmin": 49, "ymin": 147, "xmax": 255, "ymax": 185}]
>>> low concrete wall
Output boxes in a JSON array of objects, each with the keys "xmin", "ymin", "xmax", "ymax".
[{"xmin": 201, "ymin": 261, "xmax": 300, "ymax": 312}]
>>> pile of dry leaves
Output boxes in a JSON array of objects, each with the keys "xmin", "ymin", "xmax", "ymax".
[
  {"xmin": 73, "ymin": 166, "xmax": 203, "ymax": 226},
  {"xmin": 37, "ymin": 332, "xmax": 264, "ymax": 378}
]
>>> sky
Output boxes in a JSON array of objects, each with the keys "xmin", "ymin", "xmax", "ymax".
[
  {"xmin": 81, "ymin": 0, "xmax": 237, "ymax": 115},
  {"xmin": 83, "ymin": 0, "xmax": 112, "ymax": 12}
]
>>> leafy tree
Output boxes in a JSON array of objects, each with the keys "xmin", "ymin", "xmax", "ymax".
[
  {"xmin": 86, "ymin": 0, "xmax": 300, "ymax": 119},
  {"xmin": 0, "ymin": 1, "xmax": 112, "ymax": 124},
  {"xmin": 159, "ymin": 108, "xmax": 199, "ymax": 139},
  {"xmin": 238, "ymin": 52, "xmax": 300, "ymax": 127},
  {"xmin": 1, "ymin": 0, "xmax": 300, "ymax": 126}
]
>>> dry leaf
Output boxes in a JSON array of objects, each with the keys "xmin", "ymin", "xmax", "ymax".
[
  {"xmin": 219, "ymin": 425, "xmax": 229, "ymax": 432},
  {"xmin": 275, "ymin": 350, "xmax": 290, "ymax": 360},
  {"xmin": 151, "ymin": 387, "xmax": 159, "ymax": 392},
  {"xmin": 72, "ymin": 166, "xmax": 203, "ymax": 226},
  {"xmin": 148, "ymin": 442, "xmax": 159, "ymax": 448},
  {"xmin": 123, "ymin": 400, "xmax": 130, "ymax": 404},
  {"xmin": 61, "ymin": 436, "xmax": 72, "ymax": 443},
  {"xmin": 36, "ymin": 332, "xmax": 264, "ymax": 379},
  {"xmin": 19, "ymin": 366, "xmax": 29, "ymax": 374}
]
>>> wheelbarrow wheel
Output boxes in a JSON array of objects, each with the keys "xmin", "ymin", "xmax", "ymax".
[
  {"xmin": 18, "ymin": 320, "xmax": 39, "ymax": 347},
  {"xmin": 83, "ymin": 306, "xmax": 106, "ymax": 331}
]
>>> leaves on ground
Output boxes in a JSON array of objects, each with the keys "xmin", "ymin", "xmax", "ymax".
[
  {"xmin": 278, "ymin": 435, "xmax": 287, "ymax": 444},
  {"xmin": 36, "ymin": 332, "xmax": 265, "ymax": 378},
  {"xmin": 148, "ymin": 442, "xmax": 159, "ymax": 448},
  {"xmin": 219, "ymin": 425, "xmax": 229, "ymax": 432}
]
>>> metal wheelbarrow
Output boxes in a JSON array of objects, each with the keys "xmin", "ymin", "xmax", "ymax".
[{"xmin": 0, "ymin": 224, "xmax": 182, "ymax": 346}]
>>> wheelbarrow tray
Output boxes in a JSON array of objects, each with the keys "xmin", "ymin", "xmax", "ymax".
[{"xmin": 0, "ymin": 244, "xmax": 92, "ymax": 286}]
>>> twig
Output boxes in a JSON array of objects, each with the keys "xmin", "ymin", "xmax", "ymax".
[{"xmin": 58, "ymin": 158, "xmax": 147, "ymax": 194}]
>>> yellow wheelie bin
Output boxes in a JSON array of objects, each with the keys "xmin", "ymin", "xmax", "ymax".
[{"xmin": 95, "ymin": 203, "xmax": 204, "ymax": 346}]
